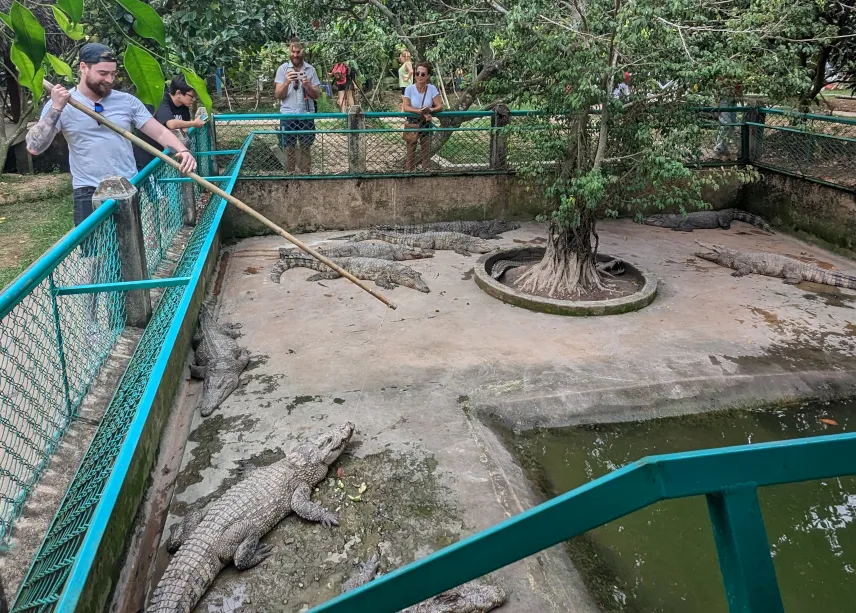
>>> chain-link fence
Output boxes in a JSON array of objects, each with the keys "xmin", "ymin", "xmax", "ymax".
[
  {"xmin": 10, "ymin": 123, "xmax": 240, "ymax": 611},
  {"xmin": 0, "ymin": 124, "xmax": 216, "ymax": 549},
  {"xmin": 212, "ymin": 110, "xmax": 555, "ymax": 177}
]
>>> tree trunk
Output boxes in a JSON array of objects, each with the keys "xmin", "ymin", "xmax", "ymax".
[{"xmin": 517, "ymin": 210, "xmax": 605, "ymax": 297}]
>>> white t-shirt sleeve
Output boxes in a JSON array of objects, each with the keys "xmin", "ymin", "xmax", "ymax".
[
  {"xmin": 309, "ymin": 66, "xmax": 321, "ymax": 88},
  {"xmin": 40, "ymin": 100, "xmax": 64, "ymax": 130},
  {"xmin": 274, "ymin": 63, "xmax": 288, "ymax": 84},
  {"xmin": 130, "ymin": 96, "xmax": 154, "ymax": 129},
  {"xmin": 428, "ymin": 84, "xmax": 440, "ymax": 102}
]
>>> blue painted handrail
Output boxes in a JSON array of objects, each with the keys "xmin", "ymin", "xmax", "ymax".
[{"xmin": 310, "ymin": 431, "xmax": 856, "ymax": 613}]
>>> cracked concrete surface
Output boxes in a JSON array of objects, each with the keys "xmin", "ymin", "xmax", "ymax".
[{"xmin": 151, "ymin": 219, "xmax": 856, "ymax": 612}]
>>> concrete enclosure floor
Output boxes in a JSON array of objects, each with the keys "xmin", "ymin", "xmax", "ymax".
[{"xmin": 155, "ymin": 220, "xmax": 856, "ymax": 612}]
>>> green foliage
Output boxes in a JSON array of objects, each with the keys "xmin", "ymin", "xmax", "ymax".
[
  {"xmin": 3, "ymin": 0, "xmax": 212, "ymax": 117},
  {"xmin": 124, "ymin": 43, "xmax": 165, "ymax": 106}
]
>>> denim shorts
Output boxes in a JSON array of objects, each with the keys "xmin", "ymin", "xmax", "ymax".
[
  {"xmin": 279, "ymin": 118, "xmax": 316, "ymax": 148},
  {"xmin": 73, "ymin": 186, "xmax": 98, "ymax": 256}
]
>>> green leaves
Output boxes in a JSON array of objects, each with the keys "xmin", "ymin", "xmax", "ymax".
[
  {"xmin": 124, "ymin": 43, "xmax": 164, "ymax": 107},
  {"xmin": 11, "ymin": 42, "xmax": 44, "ymax": 95},
  {"xmin": 0, "ymin": 12, "xmax": 12, "ymax": 29},
  {"xmin": 181, "ymin": 68, "xmax": 213, "ymax": 117},
  {"xmin": 52, "ymin": 6, "xmax": 85, "ymax": 41},
  {"xmin": 10, "ymin": 2, "xmax": 46, "ymax": 69},
  {"xmin": 47, "ymin": 53, "xmax": 74, "ymax": 79},
  {"xmin": 116, "ymin": 0, "xmax": 166, "ymax": 47},
  {"xmin": 57, "ymin": 0, "xmax": 83, "ymax": 25}
]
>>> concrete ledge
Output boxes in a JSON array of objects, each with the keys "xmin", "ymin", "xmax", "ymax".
[
  {"xmin": 474, "ymin": 248, "xmax": 658, "ymax": 316},
  {"xmin": 226, "ymin": 175, "xmax": 544, "ymax": 237}
]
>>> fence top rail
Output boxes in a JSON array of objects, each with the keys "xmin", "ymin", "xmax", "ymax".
[
  {"xmin": 213, "ymin": 109, "xmax": 549, "ymax": 122},
  {"xmin": 310, "ymin": 430, "xmax": 856, "ymax": 613},
  {"xmin": 759, "ymin": 107, "xmax": 856, "ymax": 126}
]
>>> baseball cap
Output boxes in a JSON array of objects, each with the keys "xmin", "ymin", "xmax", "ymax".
[{"xmin": 79, "ymin": 43, "xmax": 117, "ymax": 64}]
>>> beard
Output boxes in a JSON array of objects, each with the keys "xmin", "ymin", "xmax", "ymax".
[{"xmin": 85, "ymin": 75, "xmax": 112, "ymax": 98}]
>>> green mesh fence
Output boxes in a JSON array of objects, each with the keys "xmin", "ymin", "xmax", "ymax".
[
  {"xmin": 213, "ymin": 111, "xmax": 555, "ymax": 177},
  {"xmin": 11, "ymin": 127, "xmax": 241, "ymax": 613},
  {"xmin": 752, "ymin": 110, "xmax": 856, "ymax": 188}
]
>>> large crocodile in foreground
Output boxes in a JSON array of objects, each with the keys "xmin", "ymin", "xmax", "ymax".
[
  {"xmin": 347, "ymin": 230, "xmax": 495, "ymax": 256},
  {"xmin": 278, "ymin": 242, "xmax": 434, "ymax": 261},
  {"xmin": 644, "ymin": 209, "xmax": 772, "ymax": 232},
  {"xmin": 694, "ymin": 241, "xmax": 856, "ymax": 288},
  {"xmin": 190, "ymin": 302, "xmax": 250, "ymax": 417},
  {"xmin": 373, "ymin": 220, "xmax": 520, "ymax": 239},
  {"xmin": 147, "ymin": 423, "xmax": 355, "ymax": 613},
  {"xmin": 341, "ymin": 554, "xmax": 507, "ymax": 612},
  {"xmin": 272, "ymin": 255, "xmax": 431, "ymax": 292}
]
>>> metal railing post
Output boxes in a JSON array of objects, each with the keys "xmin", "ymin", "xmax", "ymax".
[
  {"xmin": 348, "ymin": 105, "xmax": 366, "ymax": 174},
  {"xmin": 48, "ymin": 271, "xmax": 73, "ymax": 418},
  {"xmin": 94, "ymin": 176, "xmax": 152, "ymax": 327},
  {"xmin": 490, "ymin": 104, "xmax": 510, "ymax": 170},
  {"xmin": 706, "ymin": 485, "xmax": 784, "ymax": 613}
]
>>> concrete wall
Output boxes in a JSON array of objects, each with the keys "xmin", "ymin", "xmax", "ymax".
[
  {"xmin": 75, "ymin": 229, "xmax": 221, "ymax": 613},
  {"xmin": 226, "ymin": 175, "xmax": 544, "ymax": 237},
  {"xmin": 741, "ymin": 171, "xmax": 856, "ymax": 253}
]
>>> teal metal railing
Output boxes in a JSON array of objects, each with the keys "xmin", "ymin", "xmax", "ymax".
[{"xmin": 310, "ymin": 430, "xmax": 856, "ymax": 613}]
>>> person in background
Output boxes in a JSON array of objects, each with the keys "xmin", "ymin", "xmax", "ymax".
[
  {"xmin": 398, "ymin": 50, "xmax": 413, "ymax": 96},
  {"xmin": 333, "ymin": 60, "xmax": 356, "ymax": 112},
  {"xmin": 274, "ymin": 40, "xmax": 321, "ymax": 174},
  {"xmin": 331, "ymin": 60, "xmax": 348, "ymax": 109},
  {"xmin": 613, "ymin": 71, "xmax": 631, "ymax": 99},
  {"xmin": 714, "ymin": 80, "xmax": 743, "ymax": 162},
  {"xmin": 402, "ymin": 61, "xmax": 443, "ymax": 171},
  {"xmin": 134, "ymin": 74, "xmax": 206, "ymax": 171}
]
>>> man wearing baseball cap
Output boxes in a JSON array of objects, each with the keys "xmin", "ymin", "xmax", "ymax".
[{"xmin": 26, "ymin": 43, "xmax": 197, "ymax": 228}]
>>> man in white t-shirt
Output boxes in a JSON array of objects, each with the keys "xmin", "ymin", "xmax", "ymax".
[
  {"xmin": 274, "ymin": 41, "xmax": 321, "ymax": 173},
  {"xmin": 402, "ymin": 61, "xmax": 443, "ymax": 171},
  {"xmin": 26, "ymin": 43, "xmax": 197, "ymax": 231}
]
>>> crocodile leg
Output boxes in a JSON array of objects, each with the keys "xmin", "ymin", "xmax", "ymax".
[
  {"xmin": 189, "ymin": 364, "xmax": 206, "ymax": 379},
  {"xmin": 217, "ymin": 520, "xmax": 274, "ymax": 570},
  {"xmin": 453, "ymin": 247, "xmax": 473, "ymax": 256},
  {"xmin": 291, "ymin": 483, "xmax": 339, "ymax": 528},
  {"xmin": 374, "ymin": 275, "xmax": 396, "ymax": 290},
  {"xmin": 166, "ymin": 508, "xmax": 204, "ymax": 554},
  {"xmin": 731, "ymin": 265, "xmax": 752, "ymax": 277}
]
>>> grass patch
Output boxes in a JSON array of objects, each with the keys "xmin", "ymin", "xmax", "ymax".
[{"xmin": 0, "ymin": 173, "xmax": 74, "ymax": 290}]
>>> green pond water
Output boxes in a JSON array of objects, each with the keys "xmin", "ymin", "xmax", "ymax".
[{"xmin": 511, "ymin": 399, "xmax": 856, "ymax": 613}]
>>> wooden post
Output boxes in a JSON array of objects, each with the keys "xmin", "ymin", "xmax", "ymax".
[
  {"xmin": 490, "ymin": 104, "xmax": 510, "ymax": 170},
  {"xmin": 347, "ymin": 105, "xmax": 366, "ymax": 174},
  {"xmin": 743, "ymin": 106, "xmax": 765, "ymax": 164},
  {"xmin": 93, "ymin": 176, "xmax": 152, "ymax": 327}
]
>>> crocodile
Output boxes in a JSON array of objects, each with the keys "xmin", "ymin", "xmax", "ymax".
[
  {"xmin": 341, "ymin": 555, "xmax": 507, "ymax": 612},
  {"xmin": 347, "ymin": 230, "xmax": 495, "ymax": 257},
  {"xmin": 190, "ymin": 302, "xmax": 250, "ymax": 418},
  {"xmin": 148, "ymin": 422, "xmax": 355, "ymax": 613},
  {"xmin": 490, "ymin": 258, "xmax": 625, "ymax": 280},
  {"xmin": 278, "ymin": 242, "xmax": 434, "ymax": 261},
  {"xmin": 271, "ymin": 256, "xmax": 430, "ymax": 292},
  {"xmin": 643, "ymin": 209, "xmax": 772, "ymax": 233},
  {"xmin": 373, "ymin": 220, "xmax": 520, "ymax": 240},
  {"xmin": 694, "ymin": 241, "xmax": 856, "ymax": 288}
]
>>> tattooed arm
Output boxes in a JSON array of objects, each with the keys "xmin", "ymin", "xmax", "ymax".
[{"xmin": 27, "ymin": 84, "xmax": 71, "ymax": 155}]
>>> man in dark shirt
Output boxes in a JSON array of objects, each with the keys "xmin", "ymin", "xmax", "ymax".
[{"xmin": 134, "ymin": 74, "xmax": 205, "ymax": 170}]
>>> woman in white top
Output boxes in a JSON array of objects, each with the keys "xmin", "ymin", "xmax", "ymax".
[{"xmin": 402, "ymin": 61, "xmax": 444, "ymax": 171}]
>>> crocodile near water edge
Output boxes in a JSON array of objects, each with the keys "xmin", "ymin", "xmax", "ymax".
[
  {"xmin": 347, "ymin": 230, "xmax": 495, "ymax": 256},
  {"xmin": 190, "ymin": 301, "xmax": 250, "ymax": 418},
  {"xmin": 147, "ymin": 423, "xmax": 355, "ymax": 613},
  {"xmin": 341, "ymin": 553, "xmax": 508, "ymax": 612},
  {"xmin": 695, "ymin": 242, "xmax": 856, "ymax": 288},
  {"xmin": 271, "ymin": 255, "xmax": 431, "ymax": 292},
  {"xmin": 644, "ymin": 209, "xmax": 772, "ymax": 232}
]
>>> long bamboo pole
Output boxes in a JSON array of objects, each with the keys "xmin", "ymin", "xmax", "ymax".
[{"xmin": 40, "ymin": 79, "xmax": 396, "ymax": 309}]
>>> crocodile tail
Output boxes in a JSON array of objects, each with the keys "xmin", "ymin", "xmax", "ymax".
[
  {"xmin": 147, "ymin": 552, "xmax": 222, "ymax": 612},
  {"xmin": 806, "ymin": 268, "xmax": 856, "ymax": 289},
  {"xmin": 731, "ymin": 210, "xmax": 773, "ymax": 233}
]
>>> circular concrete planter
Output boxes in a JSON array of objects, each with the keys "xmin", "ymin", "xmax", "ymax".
[{"xmin": 474, "ymin": 247, "xmax": 658, "ymax": 316}]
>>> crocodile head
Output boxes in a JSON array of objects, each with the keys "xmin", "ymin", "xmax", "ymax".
[
  {"xmin": 494, "ymin": 220, "xmax": 521, "ymax": 232},
  {"xmin": 643, "ymin": 213, "xmax": 668, "ymax": 226},
  {"xmin": 288, "ymin": 423, "xmax": 355, "ymax": 475},
  {"xmin": 402, "ymin": 247, "xmax": 435, "ymax": 259},
  {"xmin": 694, "ymin": 241, "xmax": 737, "ymax": 267},
  {"xmin": 199, "ymin": 363, "xmax": 244, "ymax": 417}
]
